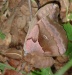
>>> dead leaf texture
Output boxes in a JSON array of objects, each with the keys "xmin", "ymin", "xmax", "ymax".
[
  {"xmin": 23, "ymin": 2, "xmax": 68, "ymax": 68},
  {"xmin": 4, "ymin": 69, "xmax": 22, "ymax": 75}
]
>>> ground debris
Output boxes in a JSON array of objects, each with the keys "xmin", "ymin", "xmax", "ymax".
[{"xmin": 0, "ymin": 0, "xmax": 71, "ymax": 75}]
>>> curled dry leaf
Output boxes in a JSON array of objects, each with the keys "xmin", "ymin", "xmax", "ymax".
[
  {"xmin": 23, "ymin": 2, "xmax": 68, "ymax": 68},
  {"xmin": 38, "ymin": 17, "xmax": 68, "ymax": 56},
  {"xmin": 24, "ymin": 3, "xmax": 60, "ymax": 54},
  {"xmin": 4, "ymin": 69, "xmax": 22, "ymax": 75},
  {"xmin": 24, "ymin": 3, "xmax": 68, "ymax": 56}
]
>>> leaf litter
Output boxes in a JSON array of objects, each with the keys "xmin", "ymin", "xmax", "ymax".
[{"xmin": 0, "ymin": 0, "xmax": 72, "ymax": 75}]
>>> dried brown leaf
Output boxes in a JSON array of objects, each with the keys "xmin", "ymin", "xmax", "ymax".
[
  {"xmin": 4, "ymin": 69, "xmax": 22, "ymax": 75},
  {"xmin": 8, "ymin": 59, "xmax": 20, "ymax": 68}
]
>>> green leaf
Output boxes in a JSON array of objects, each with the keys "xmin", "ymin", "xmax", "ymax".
[
  {"xmin": 63, "ymin": 22, "xmax": 72, "ymax": 58},
  {"xmin": 31, "ymin": 67, "xmax": 53, "ymax": 75},
  {"xmin": 70, "ymin": 0, "xmax": 72, "ymax": 2},
  {"xmin": 20, "ymin": 70, "xmax": 27, "ymax": 75},
  {"xmin": 31, "ymin": 0, "xmax": 35, "ymax": 2},
  {"xmin": 63, "ymin": 22, "xmax": 72, "ymax": 41},
  {"xmin": 67, "ymin": 13, "xmax": 72, "ymax": 20},
  {"xmin": 0, "ymin": 63, "xmax": 28, "ymax": 74},
  {"xmin": 65, "ymin": 42, "xmax": 72, "ymax": 59},
  {"xmin": 0, "ymin": 31, "xmax": 5, "ymax": 40},
  {"xmin": 0, "ymin": 63, "xmax": 15, "ymax": 71},
  {"xmin": 41, "ymin": 68, "xmax": 53, "ymax": 75},
  {"xmin": 31, "ymin": 70, "xmax": 41, "ymax": 75},
  {"xmin": 55, "ymin": 59, "xmax": 72, "ymax": 75},
  {"xmin": 27, "ymin": 72, "xmax": 33, "ymax": 75}
]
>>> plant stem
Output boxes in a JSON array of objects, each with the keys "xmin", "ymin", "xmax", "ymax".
[
  {"xmin": 54, "ymin": 59, "xmax": 72, "ymax": 75},
  {"xmin": 28, "ymin": 0, "xmax": 33, "ymax": 20}
]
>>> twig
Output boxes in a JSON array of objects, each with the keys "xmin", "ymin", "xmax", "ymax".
[
  {"xmin": 54, "ymin": 59, "xmax": 72, "ymax": 75},
  {"xmin": 28, "ymin": 0, "xmax": 33, "ymax": 20}
]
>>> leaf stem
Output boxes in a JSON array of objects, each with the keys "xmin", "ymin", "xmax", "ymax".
[{"xmin": 54, "ymin": 59, "xmax": 72, "ymax": 75}]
